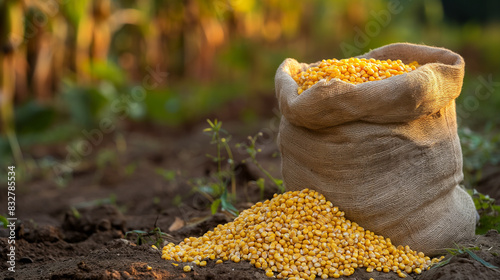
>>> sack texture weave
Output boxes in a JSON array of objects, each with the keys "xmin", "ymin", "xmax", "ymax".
[{"xmin": 276, "ymin": 43, "xmax": 476, "ymax": 255}]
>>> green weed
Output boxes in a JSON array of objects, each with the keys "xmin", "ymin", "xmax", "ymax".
[
  {"xmin": 236, "ymin": 132, "xmax": 284, "ymax": 193},
  {"xmin": 188, "ymin": 176, "xmax": 239, "ymax": 216},
  {"xmin": 184, "ymin": 119, "xmax": 285, "ymax": 217},
  {"xmin": 203, "ymin": 119, "xmax": 237, "ymax": 196},
  {"xmin": 70, "ymin": 207, "xmax": 81, "ymax": 219},
  {"xmin": 468, "ymin": 189, "xmax": 500, "ymax": 234},
  {"xmin": 459, "ymin": 125, "xmax": 500, "ymax": 234},
  {"xmin": 125, "ymin": 223, "xmax": 174, "ymax": 248},
  {"xmin": 459, "ymin": 125, "xmax": 500, "ymax": 188},
  {"xmin": 432, "ymin": 244, "xmax": 499, "ymax": 270},
  {"xmin": 199, "ymin": 119, "xmax": 238, "ymax": 216},
  {"xmin": 0, "ymin": 215, "xmax": 8, "ymax": 228}
]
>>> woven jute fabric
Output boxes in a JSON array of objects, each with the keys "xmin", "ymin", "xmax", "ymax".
[{"xmin": 275, "ymin": 43, "xmax": 476, "ymax": 255}]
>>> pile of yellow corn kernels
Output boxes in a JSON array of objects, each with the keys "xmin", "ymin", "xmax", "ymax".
[
  {"xmin": 292, "ymin": 58, "xmax": 420, "ymax": 94},
  {"xmin": 162, "ymin": 189, "xmax": 442, "ymax": 279}
]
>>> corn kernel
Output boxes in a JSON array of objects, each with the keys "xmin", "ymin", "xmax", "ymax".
[
  {"xmin": 183, "ymin": 266, "xmax": 192, "ymax": 272},
  {"xmin": 292, "ymin": 58, "xmax": 420, "ymax": 94}
]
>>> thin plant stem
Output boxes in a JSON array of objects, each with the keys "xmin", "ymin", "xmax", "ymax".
[
  {"xmin": 223, "ymin": 140, "xmax": 236, "ymax": 197},
  {"xmin": 250, "ymin": 156, "xmax": 283, "ymax": 192},
  {"xmin": 216, "ymin": 131, "xmax": 222, "ymax": 176}
]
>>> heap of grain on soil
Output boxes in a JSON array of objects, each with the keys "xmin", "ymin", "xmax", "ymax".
[{"xmin": 162, "ymin": 189, "xmax": 443, "ymax": 279}]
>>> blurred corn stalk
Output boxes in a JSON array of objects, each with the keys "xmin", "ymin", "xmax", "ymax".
[
  {"xmin": 26, "ymin": 0, "xmax": 68, "ymax": 101},
  {"xmin": 1, "ymin": 0, "xmax": 25, "ymax": 166},
  {"xmin": 0, "ymin": 0, "xmax": 316, "ymax": 103},
  {"xmin": 0, "ymin": 0, "xmax": 340, "ymax": 149}
]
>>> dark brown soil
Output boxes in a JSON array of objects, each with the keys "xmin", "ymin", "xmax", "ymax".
[{"xmin": 2, "ymin": 118, "xmax": 500, "ymax": 280}]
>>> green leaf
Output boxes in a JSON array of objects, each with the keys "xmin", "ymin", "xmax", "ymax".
[
  {"xmin": 85, "ymin": 60, "xmax": 126, "ymax": 86},
  {"xmin": 0, "ymin": 215, "xmax": 8, "ymax": 228},
  {"xmin": 211, "ymin": 199, "xmax": 221, "ymax": 215},
  {"xmin": 207, "ymin": 119, "xmax": 215, "ymax": 128},
  {"xmin": 198, "ymin": 185, "xmax": 217, "ymax": 196},
  {"xmin": 246, "ymin": 147, "xmax": 256, "ymax": 158},
  {"xmin": 430, "ymin": 257, "xmax": 452, "ymax": 269},
  {"xmin": 221, "ymin": 188, "xmax": 238, "ymax": 215},
  {"xmin": 71, "ymin": 207, "xmax": 81, "ymax": 219},
  {"xmin": 61, "ymin": 0, "xmax": 91, "ymax": 26},
  {"xmin": 206, "ymin": 154, "xmax": 223, "ymax": 163},
  {"xmin": 126, "ymin": 230, "xmax": 148, "ymax": 235},
  {"xmin": 465, "ymin": 248, "xmax": 499, "ymax": 269}
]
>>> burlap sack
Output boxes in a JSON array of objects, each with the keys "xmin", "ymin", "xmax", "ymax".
[{"xmin": 275, "ymin": 43, "xmax": 476, "ymax": 255}]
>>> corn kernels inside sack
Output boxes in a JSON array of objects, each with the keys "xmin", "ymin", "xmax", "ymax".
[
  {"xmin": 162, "ymin": 189, "xmax": 442, "ymax": 279},
  {"xmin": 292, "ymin": 58, "xmax": 419, "ymax": 94}
]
